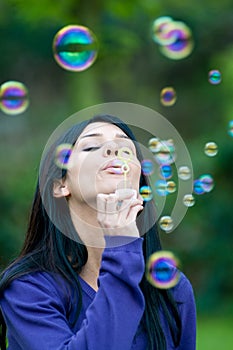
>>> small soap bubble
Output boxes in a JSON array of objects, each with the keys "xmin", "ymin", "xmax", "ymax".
[
  {"xmin": 228, "ymin": 120, "xmax": 233, "ymax": 137},
  {"xmin": 155, "ymin": 180, "xmax": 168, "ymax": 196},
  {"xmin": 208, "ymin": 70, "xmax": 221, "ymax": 85},
  {"xmin": 199, "ymin": 174, "xmax": 214, "ymax": 193},
  {"xmin": 167, "ymin": 181, "xmax": 177, "ymax": 194},
  {"xmin": 53, "ymin": 25, "xmax": 98, "ymax": 72},
  {"xmin": 183, "ymin": 194, "xmax": 195, "ymax": 207},
  {"xmin": 160, "ymin": 87, "xmax": 177, "ymax": 106},
  {"xmin": 148, "ymin": 137, "xmax": 160, "ymax": 153},
  {"xmin": 54, "ymin": 143, "xmax": 73, "ymax": 169},
  {"xmin": 178, "ymin": 166, "xmax": 191, "ymax": 180},
  {"xmin": 152, "ymin": 16, "xmax": 174, "ymax": 45},
  {"xmin": 140, "ymin": 185, "xmax": 153, "ymax": 201},
  {"xmin": 160, "ymin": 164, "xmax": 172, "ymax": 179},
  {"xmin": 154, "ymin": 140, "xmax": 176, "ymax": 165},
  {"xmin": 0, "ymin": 81, "xmax": 29, "ymax": 115},
  {"xmin": 146, "ymin": 251, "xmax": 180, "ymax": 289},
  {"xmin": 204, "ymin": 142, "xmax": 218, "ymax": 157},
  {"xmin": 159, "ymin": 21, "xmax": 194, "ymax": 60},
  {"xmin": 159, "ymin": 215, "xmax": 174, "ymax": 232},
  {"xmin": 141, "ymin": 159, "xmax": 154, "ymax": 176},
  {"xmin": 193, "ymin": 179, "xmax": 205, "ymax": 195}
]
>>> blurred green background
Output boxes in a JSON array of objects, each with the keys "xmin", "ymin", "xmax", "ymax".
[{"xmin": 0, "ymin": 0, "xmax": 233, "ymax": 348}]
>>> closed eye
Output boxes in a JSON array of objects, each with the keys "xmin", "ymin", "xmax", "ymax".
[{"xmin": 82, "ymin": 146, "xmax": 100, "ymax": 152}]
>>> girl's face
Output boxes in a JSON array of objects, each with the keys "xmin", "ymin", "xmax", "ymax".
[{"xmin": 63, "ymin": 122, "xmax": 142, "ymax": 207}]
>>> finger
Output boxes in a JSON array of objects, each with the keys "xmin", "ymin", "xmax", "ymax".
[
  {"xmin": 115, "ymin": 188, "xmax": 137, "ymax": 201},
  {"xmin": 126, "ymin": 204, "xmax": 144, "ymax": 223},
  {"xmin": 106, "ymin": 194, "xmax": 118, "ymax": 214}
]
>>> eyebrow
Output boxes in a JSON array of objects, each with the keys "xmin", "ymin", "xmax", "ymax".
[{"xmin": 79, "ymin": 132, "xmax": 130, "ymax": 140}]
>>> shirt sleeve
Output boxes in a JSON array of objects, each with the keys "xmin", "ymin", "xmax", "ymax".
[
  {"xmin": 1, "ymin": 236, "xmax": 145, "ymax": 350},
  {"xmin": 173, "ymin": 273, "xmax": 197, "ymax": 350}
]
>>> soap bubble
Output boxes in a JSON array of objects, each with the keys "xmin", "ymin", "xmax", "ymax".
[
  {"xmin": 178, "ymin": 166, "xmax": 191, "ymax": 180},
  {"xmin": 53, "ymin": 25, "xmax": 98, "ymax": 72},
  {"xmin": 199, "ymin": 174, "xmax": 214, "ymax": 193},
  {"xmin": 155, "ymin": 180, "xmax": 168, "ymax": 196},
  {"xmin": 167, "ymin": 181, "xmax": 177, "ymax": 194},
  {"xmin": 159, "ymin": 215, "xmax": 174, "ymax": 232},
  {"xmin": 160, "ymin": 164, "xmax": 172, "ymax": 179},
  {"xmin": 159, "ymin": 21, "xmax": 194, "ymax": 60},
  {"xmin": 152, "ymin": 16, "xmax": 174, "ymax": 45},
  {"xmin": 141, "ymin": 159, "xmax": 154, "ymax": 176},
  {"xmin": 0, "ymin": 81, "xmax": 29, "ymax": 115},
  {"xmin": 183, "ymin": 194, "xmax": 195, "ymax": 207},
  {"xmin": 208, "ymin": 70, "xmax": 221, "ymax": 85},
  {"xmin": 54, "ymin": 143, "xmax": 73, "ymax": 169},
  {"xmin": 193, "ymin": 179, "xmax": 205, "ymax": 195},
  {"xmin": 154, "ymin": 140, "xmax": 176, "ymax": 165},
  {"xmin": 146, "ymin": 251, "xmax": 180, "ymax": 289},
  {"xmin": 160, "ymin": 87, "xmax": 177, "ymax": 106},
  {"xmin": 204, "ymin": 142, "xmax": 218, "ymax": 157},
  {"xmin": 140, "ymin": 185, "xmax": 153, "ymax": 201},
  {"xmin": 148, "ymin": 137, "xmax": 160, "ymax": 153},
  {"xmin": 228, "ymin": 120, "xmax": 233, "ymax": 137}
]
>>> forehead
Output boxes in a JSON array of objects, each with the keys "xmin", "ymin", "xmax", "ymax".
[{"xmin": 79, "ymin": 121, "xmax": 128, "ymax": 138}]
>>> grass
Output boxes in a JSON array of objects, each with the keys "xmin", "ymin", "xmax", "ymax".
[{"xmin": 197, "ymin": 316, "xmax": 233, "ymax": 350}]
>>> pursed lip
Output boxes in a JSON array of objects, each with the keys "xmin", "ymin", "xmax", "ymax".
[{"xmin": 102, "ymin": 159, "xmax": 125, "ymax": 174}]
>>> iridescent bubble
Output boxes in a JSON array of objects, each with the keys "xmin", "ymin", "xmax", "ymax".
[
  {"xmin": 141, "ymin": 159, "xmax": 154, "ymax": 176},
  {"xmin": 193, "ymin": 179, "xmax": 205, "ymax": 195},
  {"xmin": 140, "ymin": 185, "xmax": 153, "ymax": 201},
  {"xmin": 148, "ymin": 137, "xmax": 160, "ymax": 153},
  {"xmin": 208, "ymin": 70, "xmax": 221, "ymax": 85},
  {"xmin": 146, "ymin": 251, "xmax": 180, "ymax": 289},
  {"xmin": 53, "ymin": 25, "xmax": 98, "ymax": 72},
  {"xmin": 178, "ymin": 166, "xmax": 191, "ymax": 180},
  {"xmin": 152, "ymin": 16, "xmax": 175, "ymax": 45},
  {"xmin": 0, "ymin": 81, "xmax": 29, "ymax": 115},
  {"xmin": 154, "ymin": 140, "xmax": 176, "ymax": 165},
  {"xmin": 160, "ymin": 87, "xmax": 177, "ymax": 106},
  {"xmin": 199, "ymin": 174, "xmax": 214, "ymax": 193},
  {"xmin": 160, "ymin": 164, "xmax": 172, "ymax": 179},
  {"xmin": 54, "ymin": 143, "xmax": 73, "ymax": 169},
  {"xmin": 159, "ymin": 21, "xmax": 194, "ymax": 60},
  {"xmin": 159, "ymin": 215, "xmax": 174, "ymax": 232},
  {"xmin": 155, "ymin": 180, "xmax": 168, "ymax": 196},
  {"xmin": 204, "ymin": 142, "xmax": 218, "ymax": 157},
  {"xmin": 228, "ymin": 120, "xmax": 233, "ymax": 137},
  {"xmin": 167, "ymin": 181, "xmax": 177, "ymax": 194},
  {"xmin": 183, "ymin": 194, "xmax": 195, "ymax": 207}
]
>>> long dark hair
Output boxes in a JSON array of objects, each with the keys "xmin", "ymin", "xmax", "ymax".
[{"xmin": 0, "ymin": 114, "xmax": 181, "ymax": 350}]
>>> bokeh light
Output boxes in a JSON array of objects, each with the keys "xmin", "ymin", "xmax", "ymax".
[
  {"xmin": 0, "ymin": 81, "xmax": 29, "ymax": 115},
  {"xmin": 146, "ymin": 251, "xmax": 180, "ymax": 289},
  {"xmin": 53, "ymin": 25, "xmax": 98, "ymax": 72}
]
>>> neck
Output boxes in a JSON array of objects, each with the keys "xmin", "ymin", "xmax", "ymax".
[{"xmin": 79, "ymin": 245, "xmax": 103, "ymax": 291}]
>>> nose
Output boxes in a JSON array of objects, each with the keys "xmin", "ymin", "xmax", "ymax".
[{"xmin": 103, "ymin": 142, "xmax": 119, "ymax": 157}]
